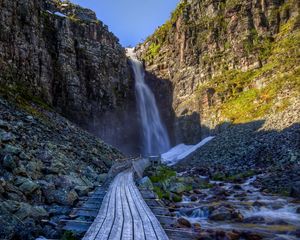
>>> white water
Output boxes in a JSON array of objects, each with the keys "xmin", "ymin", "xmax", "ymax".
[
  {"xmin": 161, "ymin": 136, "xmax": 215, "ymax": 165},
  {"xmin": 127, "ymin": 49, "xmax": 170, "ymax": 156}
]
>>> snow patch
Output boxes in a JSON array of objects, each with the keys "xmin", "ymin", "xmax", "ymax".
[
  {"xmin": 162, "ymin": 136, "xmax": 215, "ymax": 166},
  {"xmin": 46, "ymin": 10, "xmax": 66, "ymax": 18}
]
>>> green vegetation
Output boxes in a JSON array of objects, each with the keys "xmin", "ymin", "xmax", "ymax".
[
  {"xmin": 212, "ymin": 170, "xmax": 256, "ymax": 182},
  {"xmin": 150, "ymin": 166, "xmax": 176, "ymax": 183},
  {"xmin": 195, "ymin": 16, "xmax": 300, "ymax": 123},
  {"xmin": 61, "ymin": 231, "xmax": 79, "ymax": 240},
  {"xmin": 142, "ymin": 0, "xmax": 188, "ymax": 61}
]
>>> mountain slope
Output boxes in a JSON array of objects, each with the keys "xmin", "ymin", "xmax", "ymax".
[{"xmin": 137, "ymin": 0, "xmax": 300, "ymax": 143}]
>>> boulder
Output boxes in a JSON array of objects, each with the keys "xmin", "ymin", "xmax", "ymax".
[
  {"xmin": 209, "ymin": 206, "xmax": 243, "ymax": 221},
  {"xmin": 2, "ymin": 155, "xmax": 16, "ymax": 170},
  {"xmin": 177, "ymin": 217, "xmax": 192, "ymax": 228},
  {"xmin": 74, "ymin": 185, "xmax": 92, "ymax": 197},
  {"xmin": 19, "ymin": 180, "xmax": 40, "ymax": 195},
  {"xmin": 170, "ymin": 182, "xmax": 189, "ymax": 194},
  {"xmin": 45, "ymin": 189, "xmax": 78, "ymax": 206},
  {"xmin": 138, "ymin": 177, "xmax": 153, "ymax": 190}
]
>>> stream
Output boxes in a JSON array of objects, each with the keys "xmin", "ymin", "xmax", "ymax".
[{"xmin": 175, "ymin": 175, "xmax": 300, "ymax": 239}]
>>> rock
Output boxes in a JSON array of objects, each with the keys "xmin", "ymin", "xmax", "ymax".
[
  {"xmin": 209, "ymin": 206, "xmax": 243, "ymax": 221},
  {"xmin": 138, "ymin": 177, "xmax": 153, "ymax": 190},
  {"xmin": 2, "ymin": 155, "xmax": 16, "ymax": 170},
  {"xmin": 45, "ymin": 189, "xmax": 78, "ymax": 206},
  {"xmin": 74, "ymin": 185, "xmax": 92, "ymax": 197},
  {"xmin": 243, "ymin": 216, "xmax": 266, "ymax": 224},
  {"xmin": 0, "ymin": 132, "xmax": 14, "ymax": 142},
  {"xmin": 97, "ymin": 173, "xmax": 108, "ymax": 183},
  {"xmin": 14, "ymin": 202, "xmax": 33, "ymax": 220},
  {"xmin": 31, "ymin": 206, "xmax": 49, "ymax": 219},
  {"xmin": 227, "ymin": 231, "xmax": 240, "ymax": 240},
  {"xmin": 170, "ymin": 183, "xmax": 189, "ymax": 194},
  {"xmin": 190, "ymin": 195, "xmax": 198, "ymax": 202},
  {"xmin": 3, "ymin": 145, "xmax": 21, "ymax": 155},
  {"xmin": 199, "ymin": 176, "xmax": 210, "ymax": 184},
  {"xmin": 241, "ymin": 232, "xmax": 263, "ymax": 240},
  {"xmin": 177, "ymin": 217, "xmax": 192, "ymax": 228},
  {"xmin": 296, "ymin": 207, "xmax": 300, "ymax": 214},
  {"xmin": 290, "ymin": 181, "xmax": 300, "ymax": 198},
  {"xmin": 19, "ymin": 180, "xmax": 39, "ymax": 195},
  {"xmin": 193, "ymin": 222, "xmax": 201, "ymax": 231}
]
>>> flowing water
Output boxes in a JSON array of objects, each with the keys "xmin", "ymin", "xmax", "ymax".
[
  {"xmin": 176, "ymin": 175, "xmax": 300, "ymax": 239},
  {"xmin": 127, "ymin": 49, "xmax": 170, "ymax": 156}
]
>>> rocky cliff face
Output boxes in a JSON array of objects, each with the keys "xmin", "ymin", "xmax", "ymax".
[
  {"xmin": 0, "ymin": 0, "xmax": 138, "ymax": 153},
  {"xmin": 137, "ymin": 0, "xmax": 300, "ymax": 144}
]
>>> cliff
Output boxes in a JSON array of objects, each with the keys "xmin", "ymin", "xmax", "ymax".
[
  {"xmin": 0, "ymin": 0, "xmax": 138, "ymax": 153},
  {"xmin": 137, "ymin": 0, "xmax": 300, "ymax": 144}
]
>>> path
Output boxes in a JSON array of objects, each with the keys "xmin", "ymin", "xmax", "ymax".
[{"xmin": 82, "ymin": 170, "xmax": 169, "ymax": 240}]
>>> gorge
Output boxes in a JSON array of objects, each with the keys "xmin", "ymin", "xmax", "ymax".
[{"xmin": 0, "ymin": 0, "xmax": 299, "ymax": 239}]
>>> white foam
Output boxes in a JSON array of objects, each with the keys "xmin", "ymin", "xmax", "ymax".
[{"xmin": 162, "ymin": 136, "xmax": 215, "ymax": 166}]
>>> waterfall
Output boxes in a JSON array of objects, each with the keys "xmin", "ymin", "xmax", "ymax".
[{"xmin": 127, "ymin": 48, "xmax": 170, "ymax": 156}]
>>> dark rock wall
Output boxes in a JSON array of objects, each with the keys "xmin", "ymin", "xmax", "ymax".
[{"xmin": 0, "ymin": 0, "xmax": 139, "ymax": 154}]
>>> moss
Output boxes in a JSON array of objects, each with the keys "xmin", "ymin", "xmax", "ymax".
[
  {"xmin": 61, "ymin": 231, "xmax": 79, "ymax": 240},
  {"xmin": 149, "ymin": 166, "xmax": 176, "ymax": 183},
  {"xmin": 212, "ymin": 170, "xmax": 256, "ymax": 182},
  {"xmin": 199, "ymin": 182, "xmax": 214, "ymax": 189},
  {"xmin": 172, "ymin": 194, "xmax": 182, "ymax": 202}
]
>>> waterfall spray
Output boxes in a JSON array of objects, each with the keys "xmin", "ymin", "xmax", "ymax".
[{"xmin": 127, "ymin": 48, "xmax": 170, "ymax": 156}]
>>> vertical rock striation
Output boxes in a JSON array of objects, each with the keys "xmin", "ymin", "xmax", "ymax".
[
  {"xmin": 137, "ymin": 0, "xmax": 300, "ymax": 144},
  {"xmin": 0, "ymin": 0, "xmax": 139, "ymax": 153}
]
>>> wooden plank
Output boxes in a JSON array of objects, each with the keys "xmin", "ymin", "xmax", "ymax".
[
  {"xmin": 127, "ymin": 174, "xmax": 159, "ymax": 239},
  {"xmin": 82, "ymin": 168, "xmax": 169, "ymax": 240},
  {"xmin": 82, "ymin": 174, "xmax": 119, "ymax": 240},
  {"xmin": 120, "ymin": 172, "xmax": 134, "ymax": 239},
  {"xmin": 108, "ymin": 173, "xmax": 124, "ymax": 239},
  {"xmin": 92, "ymin": 173, "xmax": 119, "ymax": 239},
  {"xmin": 129, "ymin": 177, "xmax": 169, "ymax": 240},
  {"xmin": 123, "ymin": 172, "xmax": 146, "ymax": 240}
]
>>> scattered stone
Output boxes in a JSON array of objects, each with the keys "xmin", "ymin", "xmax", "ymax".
[{"xmin": 177, "ymin": 217, "xmax": 192, "ymax": 228}]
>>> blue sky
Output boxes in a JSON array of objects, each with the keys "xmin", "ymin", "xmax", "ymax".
[{"xmin": 71, "ymin": 0, "xmax": 180, "ymax": 46}]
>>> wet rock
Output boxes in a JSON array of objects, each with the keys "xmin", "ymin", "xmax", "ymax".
[
  {"xmin": 227, "ymin": 231, "xmax": 240, "ymax": 240},
  {"xmin": 209, "ymin": 206, "xmax": 243, "ymax": 221},
  {"xmin": 243, "ymin": 216, "xmax": 266, "ymax": 224},
  {"xmin": 177, "ymin": 217, "xmax": 192, "ymax": 228},
  {"xmin": 193, "ymin": 222, "xmax": 201, "ymax": 231},
  {"xmin": 190, "ymin": 194, "xmax": 198, "ymax": 202},
  {"xmin": 241, "ymin": 232, "xmax": 263, "ymax": 240}
]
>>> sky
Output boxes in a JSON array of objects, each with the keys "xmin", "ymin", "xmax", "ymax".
[{"xmin": 71, "ymin": 0, "xmax": 180, "ymax": 47}]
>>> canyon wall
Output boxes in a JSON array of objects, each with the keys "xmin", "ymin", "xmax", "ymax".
[
  {"xmin": 137, "ymin": 0, "xmax": 300, "ymax": 144},
  {"xmin": 0, "ymin": 0, "xmax": 138, "ymax": 153}
]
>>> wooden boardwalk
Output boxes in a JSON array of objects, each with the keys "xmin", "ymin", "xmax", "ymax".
[{"xmin": 82, "ymin": 170, "xmax": 169, "ymax": 240}]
